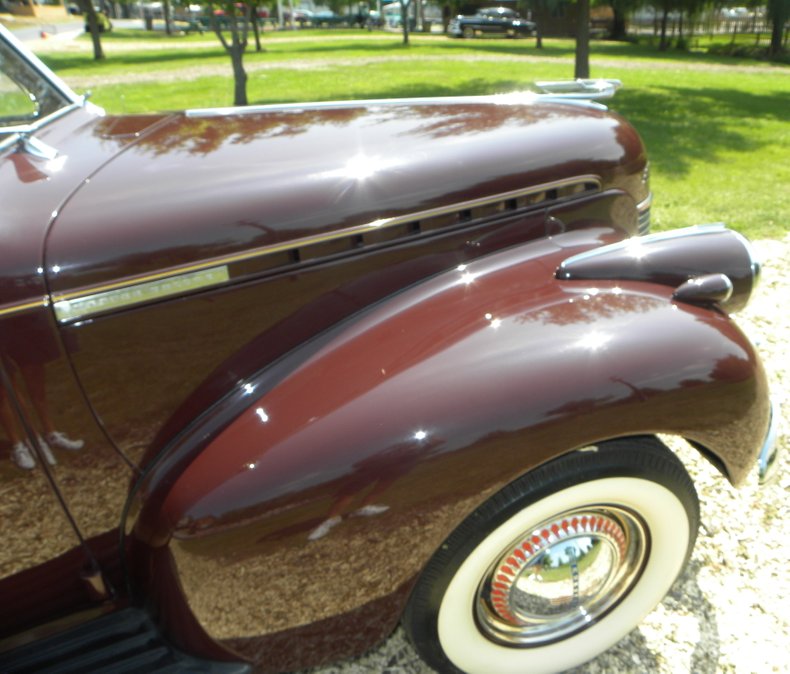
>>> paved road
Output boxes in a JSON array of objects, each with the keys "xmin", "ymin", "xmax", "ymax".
[
  {"xmin": 8, "ymin": 20, "xmax": 82, "ymax": 41},
  {"xmin": 9, "ymin": 18, "xmax": 142, "ymax": 41}
]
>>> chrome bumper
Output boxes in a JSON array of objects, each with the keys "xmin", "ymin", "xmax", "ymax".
[{"xmin": 758, "ymin": 400, "xmax": 782, "ymax": 485}]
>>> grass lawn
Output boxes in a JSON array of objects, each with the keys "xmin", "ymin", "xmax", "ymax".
[{"xmin": 35, "ymin": 29, "xmax": 790, "ymax": 239}]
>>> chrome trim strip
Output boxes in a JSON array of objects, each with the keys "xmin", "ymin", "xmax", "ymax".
[
  {"xmin": 728, "ymin": 227, "xmax": 762, "ymax": 288},
  {"xmin": 0, "ymin": 297, "xmax": 49, "ymax": 318},
  {"xmin": 50, "ymin": 175, "xmax": 602, "ymax": 318},
  {"xmin": 53, "ymin": 266, "xmax": 230, "ymax": 323},
  {"xmin": 187, "ymin": 94, "xmax": 528, "ymax": 117},
  {"xmin": 186, "ymin": 90, "xmax": 608, "ymax": 118},
  {"xmin": 636, "ymin": 192, "xmax": 653, "ymax": 213},
  {"xmin": 758, "ymin": 400, "xmax": 782, "ymax": 485},
  {"xmin": 534, "ymin": 78, "xmax": 622, "ymax": 100},
  {"xmin": 636, "ymin": 193, "xmax": 652, "ymax": 235}
]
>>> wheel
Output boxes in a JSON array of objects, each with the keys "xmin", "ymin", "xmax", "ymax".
[
  {"xmin": 403, "ymin": 437, "xmax": 699, "ymax": 674},
  {"xmin": 463, "ymin": 26, "xmax": 475, "ymax": 39}
]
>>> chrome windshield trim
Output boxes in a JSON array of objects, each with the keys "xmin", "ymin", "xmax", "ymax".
[
  {"xmin": 0, "ymin": 24, "xmax": 101, "ymax": 155},
  {"xmin": 0, "ymin": 23, "xmax": 80, "ymax": 106},
  {"xmin": 0, "ymin": 101, "xmax": 89, "ymax": 153},
  {"xmin": 0, "ymin": 99, "xmax": 91, "ymax": 135}
]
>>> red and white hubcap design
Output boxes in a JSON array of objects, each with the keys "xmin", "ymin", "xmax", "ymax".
[{"xmin": 476, "ymin": 508, "xmax": 646, "ymax": 646}]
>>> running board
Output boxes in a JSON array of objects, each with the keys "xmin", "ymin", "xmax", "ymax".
[{"xmin": 0, "ymin": 607, "xmax": 250, "ymax": 674}]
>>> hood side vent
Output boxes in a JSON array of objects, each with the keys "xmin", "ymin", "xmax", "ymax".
[
  {"xmin": 294, "ymin": 178, "xmax": 601, "ymax": 265},
  {"xmin": 52, "ymin": 177, "xmax": 600, "ymax": 324}
]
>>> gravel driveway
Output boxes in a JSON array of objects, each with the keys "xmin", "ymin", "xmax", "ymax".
[{"xmin": 303, "ymin": 236, "xmax": 790, "ymax": 674}]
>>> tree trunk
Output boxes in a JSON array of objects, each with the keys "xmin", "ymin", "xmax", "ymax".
[
  {"xmin": 574, "ymin": 0, "xmax": 590, "ymax": 78},
  {"xmin": 162, "ymin": 0, "xmax": 173, "ymax": 35},
  {"xmin": 610, "ymin": 7, "xmax": 627, "ymax": 41},
  {"xmin": 80, "ymin": 0, "xmax": 105, "ymax": 60},
  {"xmin": 231, "ymin": 50, "xmax": 248, "ymax": 106},
  {"xmin": 252, "ymin": 12, "xmax": 263, "ymax": 51},
  {"xmin": 163, "ymin": 0, "xmax": 172, "ymax": 36},
  {"xmin": 659, "ymin": 8, "xmax": 669, "ymax": 51},
  {"xmin": 212, "ymin": 7, "xmax": 250, "ymax": 107},
  {"xmin": 400, "ymin": 0, "xmax": 410, "ymax": 45},
  {"xmin": 768, "ymin": 0, "xmax": 789, "ymax": 57}
]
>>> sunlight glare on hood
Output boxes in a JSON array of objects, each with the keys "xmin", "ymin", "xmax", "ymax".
[{"xmin": 328, "ymin": 153, "xmax": 404, "ymax": 182}]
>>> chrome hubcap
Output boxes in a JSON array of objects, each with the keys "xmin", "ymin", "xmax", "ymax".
[{"xmin": 476, "ymin": 507, "xmax": 647, "ymax": 646}]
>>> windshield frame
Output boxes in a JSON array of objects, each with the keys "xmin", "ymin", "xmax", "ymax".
[{"xmin": 0, "ymin": 23, "xmax": 83, "ymax": 150}]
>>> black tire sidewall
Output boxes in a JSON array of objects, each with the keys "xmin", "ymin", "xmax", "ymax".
[{"xmin": 403, "ymin": 436, "xmax": 699, "ymax": 674}]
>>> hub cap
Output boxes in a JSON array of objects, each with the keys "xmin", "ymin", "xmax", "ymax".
[{"xmin": 475, "ymin": 507, "xmax": 647, "ymax": 646}]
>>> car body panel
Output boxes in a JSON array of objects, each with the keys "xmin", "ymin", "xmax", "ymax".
[
  {"xmin": 127, "ymin": 229, "xmax": 768, "ymax": 671},
  {"xmin": 0, "ymin": 106, "xmax": 165, "ymax": 604},
  {"xmin": 46, "ymin": 102, "xmax": 644, "ymax": 296},
  {"xmin": 42, "ymin": 102, "xmax": 646, "ymax": 470}
]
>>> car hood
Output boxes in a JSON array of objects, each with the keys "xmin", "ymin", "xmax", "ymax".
[{"xmin": 46, "ymin": 97, "xmax": 645, "ymax": 301}]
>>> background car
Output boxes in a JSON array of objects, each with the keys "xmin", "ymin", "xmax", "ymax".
[
  {"xmin": 449, "ymin": 6, "xmax": 537, "ymax": 38},
  {"xmin": 283, "ymin": 7, "xmax": 313, "ymax": 26}
]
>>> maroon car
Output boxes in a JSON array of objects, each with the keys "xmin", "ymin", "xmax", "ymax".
[{"xmin": 0, "ymin": 24, "xmax": 780, "ymax": 674}]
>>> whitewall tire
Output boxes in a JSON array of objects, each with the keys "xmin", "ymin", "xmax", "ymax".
[{"xmin": 404, "ymin": 437, "xmax": 699, "ymax": 674}]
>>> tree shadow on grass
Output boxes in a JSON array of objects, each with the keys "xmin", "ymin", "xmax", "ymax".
[
  {"xmin": 611, "ymin": 85, "xmax": 790, "ymax": 177},
  {"xmin": 40, "ymin": 47, "xmax": 228, "ymax": 72},
  {"xmin": 269, "ymin": 40, "xmax": 426, "ymax": 56},
  {"xmin": 255, "ymin": 36, "xmax": 571, "ymax": 60}
]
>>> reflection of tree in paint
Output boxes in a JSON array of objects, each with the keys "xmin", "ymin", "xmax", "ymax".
[
  {"xmin": 305, "ymin": 435, "xmax": 445, "ymax": 541},
  {"xmin": 103, "ymin": 107, "xmax": 369, "ymax": 158},
  {"xmin": 515, "ymin": 291, "xmax": 658, "ymax": 327}
]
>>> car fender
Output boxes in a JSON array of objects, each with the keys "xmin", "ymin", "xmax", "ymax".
[{"xmin": 128, "ymin": 228, "xmax": 769, "ymax": 671}]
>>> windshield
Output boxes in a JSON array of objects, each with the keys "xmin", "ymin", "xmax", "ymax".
[{"xmin": 0, "ymin": 24, "xmax": 77, "ymax": 130}]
